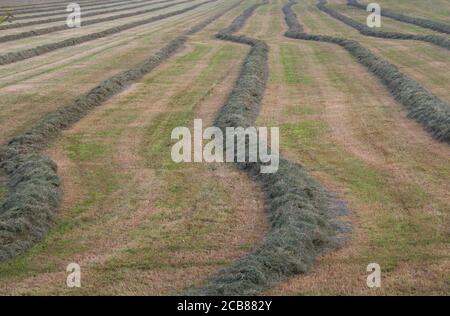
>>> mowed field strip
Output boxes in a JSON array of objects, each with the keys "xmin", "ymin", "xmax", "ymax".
[{"xmin": 0, "ymin": 0, "xmax": 449, "ymax": 295}]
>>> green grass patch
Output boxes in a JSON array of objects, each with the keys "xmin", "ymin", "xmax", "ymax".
[
  {"xmin": 95, "ymin": 127, "xmax": 124, "ymax": 138},
  {"xmin": 147, "ymin": 44, "xmax": 212, "ymax": 83},
  {"xmin": 280, "ymin": 44, "xmax": 311, "ymax": 84},
  {"xmin": 103, "ymin": 173, "xmax": 231, "ymax": 271},
  {"xmin": 246, "ymin": 3, "xmax": 269, "ymax": 35},
  {"xmin": 369, "ymin": 210, "xmax": 449, "ymax": 272},
  {"xmin": 281, "ymin": 120, "xmax": 327, "ymax": 146},
  {"xmin": 285, "ymin": 103, "xmax": 319, "ymax": 116},
  {"xmin": 268, "ymin": 3, "xmax": 283, "ymax": 37},
  {"xmin": 141, "ymin": 111, "xmax": 192, "ymax": 171},
  {"xmin": 176, "ymin": 44, "xmax": 212, "ymax": 63},
  {"xmin": 64, "ymin": 135, "xmax": 109, "ymax": 162}
]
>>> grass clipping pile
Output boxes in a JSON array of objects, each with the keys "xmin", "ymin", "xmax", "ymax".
[
  {"xmin": 189, "ymin": 0, "xmax": 349, "ymax": 296},
  {"xmin": 285, "ymin": 0, "xmax": 450, "ymax": 143},
  {"xmin": 0, "ymin": 1, "xmax": 242, "ymax": 262}
]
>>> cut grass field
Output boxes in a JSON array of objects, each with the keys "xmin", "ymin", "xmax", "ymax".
[{"xmin": 0, "ymin": 0, "xmax": 448, "ymax": 295}]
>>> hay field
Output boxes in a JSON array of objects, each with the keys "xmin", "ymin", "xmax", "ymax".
[{"xmin": 0, "ymin": 0, "xmax": 448, "ymax": 295}]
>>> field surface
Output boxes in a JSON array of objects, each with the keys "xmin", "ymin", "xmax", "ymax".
[{"xmin": 0, "ymin": 0, "xmax": 448, "ymax": 295}]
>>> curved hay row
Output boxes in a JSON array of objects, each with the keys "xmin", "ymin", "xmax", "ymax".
[
  {"xmin": 0, "ymin": 0, "xmax": 218, "ymax": 66},
  {"xmin": 316, "ymin": 0, "xmax": 450, "ymax": 50},
  {"xmin": 284, "ymin": 0, "xmax": 450, "ymax": 143},
  {"xmin": 0, "ymin": 0, "xmax": 190, "ymax": 43},
  {"xmin": 347, "ymin": 0, "xmax": 450, "ymax": 35},
  {"xmin": 190, "ymin": 0, "xmax": 349, "ymax": 296},
  {"xmin": 0, "ymin": 0, "xmax": 175, "ymax": 30},
  {"xmin": 0, "ymin": 0, "xmax": 241, "ymax": 262}
]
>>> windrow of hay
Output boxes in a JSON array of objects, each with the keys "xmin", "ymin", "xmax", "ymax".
[
  {"xmin": 0, "ymin": 0, "xmax": 177, "ymax": 30},
  {"xmin": 316, "ymin": 0, "xmax": 450, "ymax": 50},
  {"xmin": 189, "ymin": 0, "xmax": 349, "ymax": 296},
  {"xmin": 347, "ymin": 0, "xmax": 450, "ymax": 35},
  {"xmin": 285, "ymin": 0, "xmax": 450, "ymax": 143},
  {"xmin": 0, "ymin": 0, "xmax": 242, "ymax": 262},
  {"xmin": 0, "ymin": 0, "xmax": 219, "ymax": 65},
  {"xmin": 0, "ymin": 0, "xmax": 190, "ymax": 42}
]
